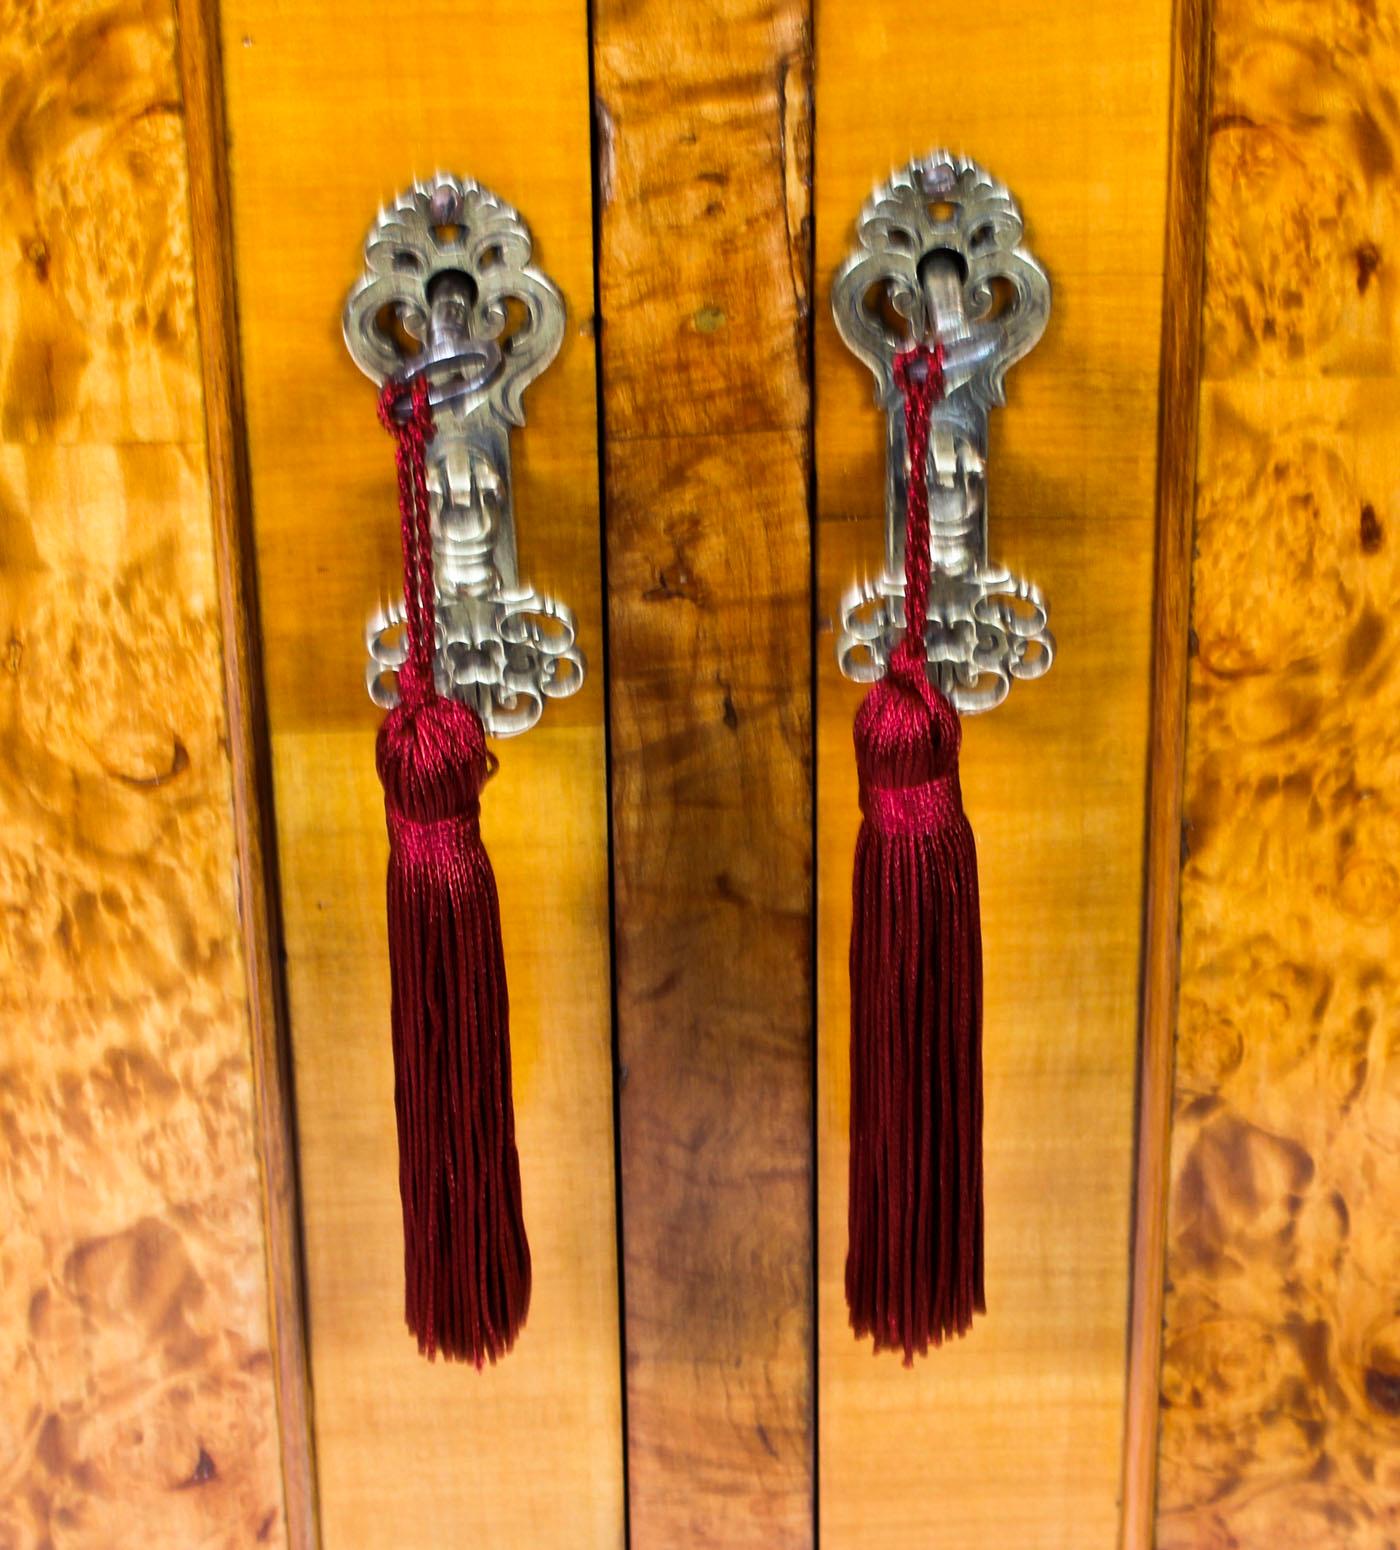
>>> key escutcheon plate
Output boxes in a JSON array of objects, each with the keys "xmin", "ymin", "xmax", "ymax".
[
  {"xmin": 345, "ymin": 173, "xmax": 584, "ymax": 737},
  {"xmin": 831, "ymin": 149, "xmax": 1055, "ymax": 715}
]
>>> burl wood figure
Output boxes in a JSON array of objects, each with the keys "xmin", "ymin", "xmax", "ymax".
[
  {"xmin": 0, "ymin": 0, "xmax": 287, "ymax": 1542},
  {"xmin": 1158, "ymin": 0, "xmax": 1400, "ymax": 1543}
]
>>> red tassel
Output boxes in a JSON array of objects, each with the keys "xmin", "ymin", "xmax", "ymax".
[
  {"xmin": 374, "ymin": 377, "xmax": 530, "ymax": 1364},
  {"xmin": 847, "ymin": 344, "xmax": 984, "ymax": 1362}
]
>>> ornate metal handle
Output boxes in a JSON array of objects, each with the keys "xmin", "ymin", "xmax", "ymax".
[
  {"xmin": 832, "ymin": 150, "xmax": 1054, "ymax": 715},
  {"xmin": 344, "ymin": 173, "xmax": 584, "ymax": 737}
]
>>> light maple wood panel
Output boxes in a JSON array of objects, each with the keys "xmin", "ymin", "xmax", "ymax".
[
  {"xmin": 593, "ymin": 0, "xmax": 815, "ymax": 1543},
  {"xmin": 216, "ymin": 2, "xmax": 624, "ymax": 1545},
  {"xmin": 1157, "ymin": 1, "xmax": 1400, "ymax": 1544},
  {"xmin": 0, "ymin": 0, "xmax": 287, "ymax": 1543},
  {"xmin": 813, "ymin": 5, "xmax": 1173, "ymax": 1546}
]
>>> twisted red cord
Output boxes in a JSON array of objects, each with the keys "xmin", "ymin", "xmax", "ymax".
[
  {"xmin": 890, "ymin": 343, "xmax": 945, "ymax": 684},
  {"xmin": 379, "ymin": 376, "xmax": 438, "ymax": 698}
]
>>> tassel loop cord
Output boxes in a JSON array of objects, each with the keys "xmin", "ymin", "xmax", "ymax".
[
  {"xmin": 379, "ymin": 374, "xmax": 438, "ymax": 703},
  {"xmin": 890, "ymin": 343, "xmax": 944, "ymax": 690}
]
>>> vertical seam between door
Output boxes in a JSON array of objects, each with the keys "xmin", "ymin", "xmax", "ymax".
[{"xmin": 1120, "ymin": 0, "xmax": 1216, "ymax": 1539}]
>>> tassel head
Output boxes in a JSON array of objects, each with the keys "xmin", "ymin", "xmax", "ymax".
[
  {"xmin": 855, "ymin": 641, "xmax": 961, "ymax": 795},
  {"xmin": 377, "ymin": 663, "xmax": 491, "ymax": 822}
]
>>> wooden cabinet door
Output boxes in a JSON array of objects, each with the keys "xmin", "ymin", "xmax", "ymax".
[
  {"xmin": 215, "ymin": 2, "xmax": 625, "ymax": 1547},
  {"xmin": 7, "ymin": 0, "xmax": 1393, "ymax": 1544},
  {"xmin": 812, "ymin": 1, "xmax": 1174, "ymax": 1539}
]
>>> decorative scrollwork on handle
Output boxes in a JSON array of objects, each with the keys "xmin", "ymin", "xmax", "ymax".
[
  {"xmin": 837, "ymin": 568, "xmax": 1054, "ymax": 715},
  {"xmin": 344, "ymin": 173, "xmax": 564, "ymax": 426},
  {"xmin": 831, "ymin": 150, "xmax": 1054, "ymax": 715},
  {"xmin": 345, "ymin": 175, "xmax": 583, "ymax": 738},
  {"xmin": 365, "ymin": 589, "xmax": 585, "ymax": 737},
  {"xmin": 831, "ymin": 149, "xmax": 1050, "ymax": 412}
]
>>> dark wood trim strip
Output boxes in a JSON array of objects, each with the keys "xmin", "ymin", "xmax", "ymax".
[
  {"xmin": 591, "ymin": 3, "xmax": 817, "ymax": 1542},
  {"xmin": 1121, "ymin": 0, "xmax": 1214, "ymax": 1538},
  {"xmin": 174, "ymin": 2, "xmax": 319, "ymax": 1543}
]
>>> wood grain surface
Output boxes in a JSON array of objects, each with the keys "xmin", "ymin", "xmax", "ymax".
[
  {"xmin": 1156, "ymin": 1, "xmax": 1400, "ymax": 1543},
  {"xmin": 1121, "ymin": 0, "xmax": 1214, "ymax": 1538},
  {"xmin": 593, "ymin": 1, "xmax": 816, "ymax": 1543},
  {"xmin": 0, "ymin": 0, "xmax": 288, "ymax": 1542},
  {"xmin": 812, "ymin": 5, "xmax": 1173, "ymax": 1547},
  {"xmin": 215, "ymin": 1, "xmax": 624, "ymax": 1546}
]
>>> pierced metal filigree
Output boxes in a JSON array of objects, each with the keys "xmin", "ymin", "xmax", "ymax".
[
  {"xmin": 345, "ymin": 173, "xmax": 582, "ymax": 737},
  {"xmin": 831, "ymin": 149, "xmax": 1054, "ymax": 714}
]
